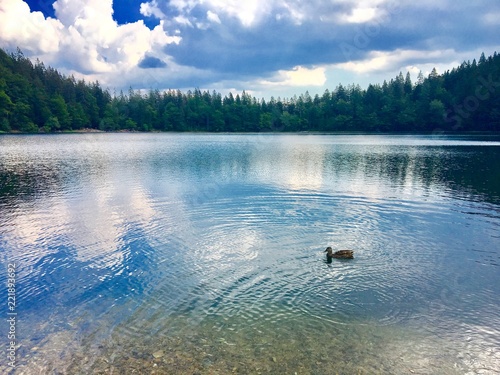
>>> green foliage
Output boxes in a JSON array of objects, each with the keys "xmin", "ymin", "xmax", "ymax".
[
  {"xmin": 0, "ymin": 48, "xmax": 110, "ymax": 132},
  {"xmin": 124, "ymin": 118, "xmax": 137, "ymax": 130},
  {"xmin": 44, "ymin": 116, "xmax": 60, "ymax": 132},
  {"xmin": 428, "ymin": 99, "xmax": 446, "ymax": 126},
  {"xmin": 0, "ymin": 47, "xmax": 499, "ymax": 133},
  {"xmin": 50, "ymin": 95, "xmax": 71, "ymax": 130},
  {"xmin": 0, "ymin": 90, "xmax": 13, "ymax": 119},
  {"xmin": 0, "ymin": 118, "xmax": 11, "ymax": 132},
  {"xmin": 11, "ymin": 102, "xmax": 32, "ymax": 130},
  {"xmin": 259, "ymin": 112, "xmax": 273, "ymax": 130}
]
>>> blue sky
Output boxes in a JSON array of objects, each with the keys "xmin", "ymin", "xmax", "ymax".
[{"xmin": 0, "ymin": 0, "xmax": 499, "ymax": 99}]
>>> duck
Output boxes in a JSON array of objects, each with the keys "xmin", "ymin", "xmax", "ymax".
[{"xmin": 324, "ymin": 247, "xmax": 354, "ymax": 262}]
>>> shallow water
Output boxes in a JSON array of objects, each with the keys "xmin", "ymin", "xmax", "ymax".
[{"xmin": 0, "ymin": 133, "xmax": 499, "ymax": 374}]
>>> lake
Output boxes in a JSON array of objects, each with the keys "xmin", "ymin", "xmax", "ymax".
[{"xmin": 0, "ymin": 133, "xmax": 499, "ymax": 374}]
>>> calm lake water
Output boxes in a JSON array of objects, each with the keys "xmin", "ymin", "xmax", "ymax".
[{"xmin": 0, "ymin": 133, "xmax": 499, "ymax": 374}]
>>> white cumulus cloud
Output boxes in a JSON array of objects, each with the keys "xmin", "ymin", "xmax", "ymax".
[
  {"xmin": 283, "ymin": 66, "xmax": 327, "ymax": 86},
  {"xmin": 341, "ymin": 7, "xmax": 378, "ymax": 23},
  {"xmin": 207, "ymin": 10, "xmax": 221, "ymax": 24},
  {"xmin": 0, "ymin": 0, "xmax": 180, "ymax": 79},
  {"xmin": 259, "ymin": 65, "xmax": 327, "ymax": 89},
  {"xmin": 140, "ymin": 0, "xmax": 166, "ymax": 19},
  {"xmin": 335, "ymin": 49, "xmax": 461, "ymax": 74},
  {"xmin": 0, "ymin": 0, "xmax": 63, "ymax": 54}
]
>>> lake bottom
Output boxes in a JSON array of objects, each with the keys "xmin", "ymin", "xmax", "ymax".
[{"xmin": 11, "ymin": 307, "xmax": 474, "ymax": 375}]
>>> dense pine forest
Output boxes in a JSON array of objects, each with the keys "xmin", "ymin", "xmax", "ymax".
[{"xmin": 1, "ymin": 47, "xmax": 499, "ymax": 133}]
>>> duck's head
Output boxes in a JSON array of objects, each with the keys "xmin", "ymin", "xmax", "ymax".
[{"xmin": 324, "ymin": 247, "xmax": 333, "ymax": 254}]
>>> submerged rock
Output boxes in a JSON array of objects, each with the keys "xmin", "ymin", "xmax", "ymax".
[{"xmin": 152, "ymin": 350, "xmax": 164, "ymax": 359}]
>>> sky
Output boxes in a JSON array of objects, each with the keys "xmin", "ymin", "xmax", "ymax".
[{"xmin": 0, "ymin": 0, "xmax": 499, "ymax": 99}]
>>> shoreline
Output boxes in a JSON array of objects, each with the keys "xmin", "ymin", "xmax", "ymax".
[{"xmin": 1, "ymin": 129, "xmax": 500, "ymax": 136}]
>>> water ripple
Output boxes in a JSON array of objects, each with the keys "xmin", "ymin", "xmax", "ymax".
[{"xmin": 1, "ymin": 134, "xmax": 499, "ymax": 374}]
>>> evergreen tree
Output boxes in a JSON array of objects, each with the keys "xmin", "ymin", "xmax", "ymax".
[{"xmin": 0, "ymin": 47, "xmax": 499, "ymax": 133}]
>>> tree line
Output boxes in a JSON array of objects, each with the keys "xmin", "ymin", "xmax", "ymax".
[{"xmin": 1, "ymin": 47, "xmax": 499, "ymax": 133}]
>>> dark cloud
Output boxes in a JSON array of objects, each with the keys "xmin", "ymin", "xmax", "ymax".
[
  {"xmin": 166, "ymin": 22, "xmax": 286, "ymax": 75},
  {"xmin": 166, "ymin": 17, "xmax": 407, "ymax": 76},
  {"xmin": 8, "ymin": 0, "xmax": 500, "ymax": 95},
  {"xmin": 138, "ymin": 55, "xmax": 167, "ymax": 69},
  {"xmin": 163, "ymin": 0, "xmax": 499, "ymax": 82}
]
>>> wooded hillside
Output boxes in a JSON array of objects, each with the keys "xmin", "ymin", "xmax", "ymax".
[{"xmin": 1, "ymin": 48, "xmax": 499, "ymax": 133}]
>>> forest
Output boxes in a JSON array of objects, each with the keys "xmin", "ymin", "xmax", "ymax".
[{"xmin": 1, "ymin": 47, "xmax": 499, "ymax": 133}]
